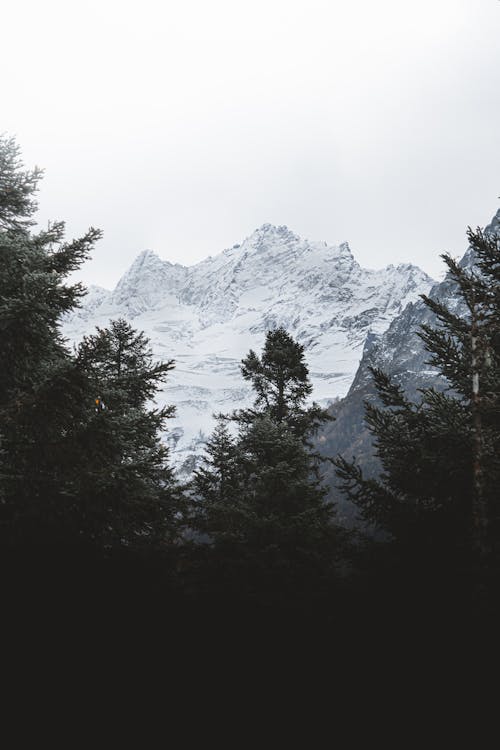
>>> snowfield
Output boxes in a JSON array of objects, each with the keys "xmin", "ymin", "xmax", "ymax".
[{"xmin": 63, "ymin": 223, "xmax": 435, "ymax": 472}]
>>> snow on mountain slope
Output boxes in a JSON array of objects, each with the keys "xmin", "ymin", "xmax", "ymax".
[{"xmin": 63, "ymin": 223, "xmax": 435, "ymax": 471}]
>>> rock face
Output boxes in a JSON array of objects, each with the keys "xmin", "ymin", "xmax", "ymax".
[
  {"xmin": 319, "ymin": 208, "xmax": 500, "ymax": 523},
  {"xmin": 63, "ymin": 223, "xmax": 435, "ymax": 472}
]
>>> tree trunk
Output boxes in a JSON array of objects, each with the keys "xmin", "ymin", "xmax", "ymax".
[{"xmin": 471, "ymin": 304, "xmax": 488, "ymax": 562}]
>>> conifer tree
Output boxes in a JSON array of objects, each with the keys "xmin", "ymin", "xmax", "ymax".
[
  {"xmin": 0, "ymin": 136, "xmax": 101, "ymax": 538},
  {"xmin": 335, "ymin": 223, "xmax": 500, "ymax": 567},
  {"xmin": 191, "ymin": 418, "xmax": 242, "ymax": 540},
  {"xmin": 0, "ymin": 137, "xmax": 180, "ymax": 552},
  {"xmin": 193, "ymin": 328, "xmax": 339, "ymax": 573},
  {"xmin": 73, "ymin": 319, "xmax": 179, "ymax": 547},
  {"xmin": 0, "ymin": 135, "xmax": 42, "ymax": 230},
  {"xmin": 238, "ymin": 326, "xmax": 327, "ymax": 438}
]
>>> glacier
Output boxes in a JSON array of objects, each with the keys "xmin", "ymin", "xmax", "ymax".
[{"xmin": 63, "ymin": 223, "xmax": 435, "ymax": 472}]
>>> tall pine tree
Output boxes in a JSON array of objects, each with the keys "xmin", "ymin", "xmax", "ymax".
[
  {"xmin": 191, "ymin": 418, "xmax": 242, "ymax": 541},
  {"xmin": 335, "ymin": 223, "xmax": 500, "ymax": 571},
  {"xmin": 0, "ymin": 136, "xmax": 101, "ymax": 540},
  {"xmin": 192, "ymin": 328, "xmax": 340, "ymax": 578},
  {"xmin": 0, "ymin": 136, "xmax": 180, "ymax": 553},
  {"xmin": 73, "ymin": 319, "xmax": 180, "ymax": 548}
]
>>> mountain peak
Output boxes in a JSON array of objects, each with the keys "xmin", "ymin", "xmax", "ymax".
[
  {"xmin": 120, "ymin": 249, "xmax": 165, "ymax": 278},
  {"xmin": 247, "ymin": 223, "xmax": 300, "ymax": 245},
  {"xmin": 485, "ymin": 207, "xmax": 500, "ymax": 235},
  {"xmin": 256, "ymin": 222, "xmax": 292, "ymax": 234},
  {"xmin": 134, "ymin": 248, "xmax": 159, "ymax": 262},
  {"xmin": 65, "ymin": 223, "xmax": 436, "ymax": 468},
  {"xmin": 110, "ymin": 247, "xmax": 187, "ymax": 315},
  {"xmin": 338, "ymin": 241, "xmax": 353, "ymax": 257}
]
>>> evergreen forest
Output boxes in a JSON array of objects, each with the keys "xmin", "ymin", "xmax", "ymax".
[{"xmin": 2, "ymin": 136, "xmax": 500, "ymax": 649}]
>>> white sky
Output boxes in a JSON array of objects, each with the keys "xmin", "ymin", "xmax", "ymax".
[{"xmin": 2, "ymin": 0, "xmax": 499, "ymax": 288}]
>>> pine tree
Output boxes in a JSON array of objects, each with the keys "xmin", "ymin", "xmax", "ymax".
[
  {"xmin": 334, "ymin": 223, "xmax": 500, "ymax": 569},
  {"xmin": 0, "ymin": 137, "xmax": 181, "ymax": 553},
  {"xmin": 192, "ymin": 327, "xmax": 339, "ymax": 575},
  {"xmin": 191, "ymin": 418, "xmax": 242, "ymax": 540},
  {"xmin": 234, "ymin": 415, "xmax": 334, "ymax": 561},
  {"xmin": 238, "ymin": 326, "xmax": 327, "ymax": 437},
  {"xmin": 0, "ymin": 135, "xmax": 42, "ymax": 230},
  {"xmin": 420, "ymin": 228, "xmax": 500, "ymax": 560},
  {"xmin": 0, "ymin": 136, "xmax": 101, "ymax": 539},
  {"xmin": 70, "ymin": 319, "xmax": 179, "ymax": 548}
]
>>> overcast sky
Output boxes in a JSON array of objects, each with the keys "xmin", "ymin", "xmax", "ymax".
[{"xmin": 3, "ymin": 0, "xmax": 499, "ymax": 288}]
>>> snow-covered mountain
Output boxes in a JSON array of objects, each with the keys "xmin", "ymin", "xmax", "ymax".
[{"xmin": 63, "ymin": 223, "xmax": 435, "ymax": 471}]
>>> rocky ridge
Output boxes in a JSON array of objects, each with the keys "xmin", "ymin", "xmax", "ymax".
[{"xmin": 319, "ymin": 208, "xmax": 500, "ymax": 522}]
